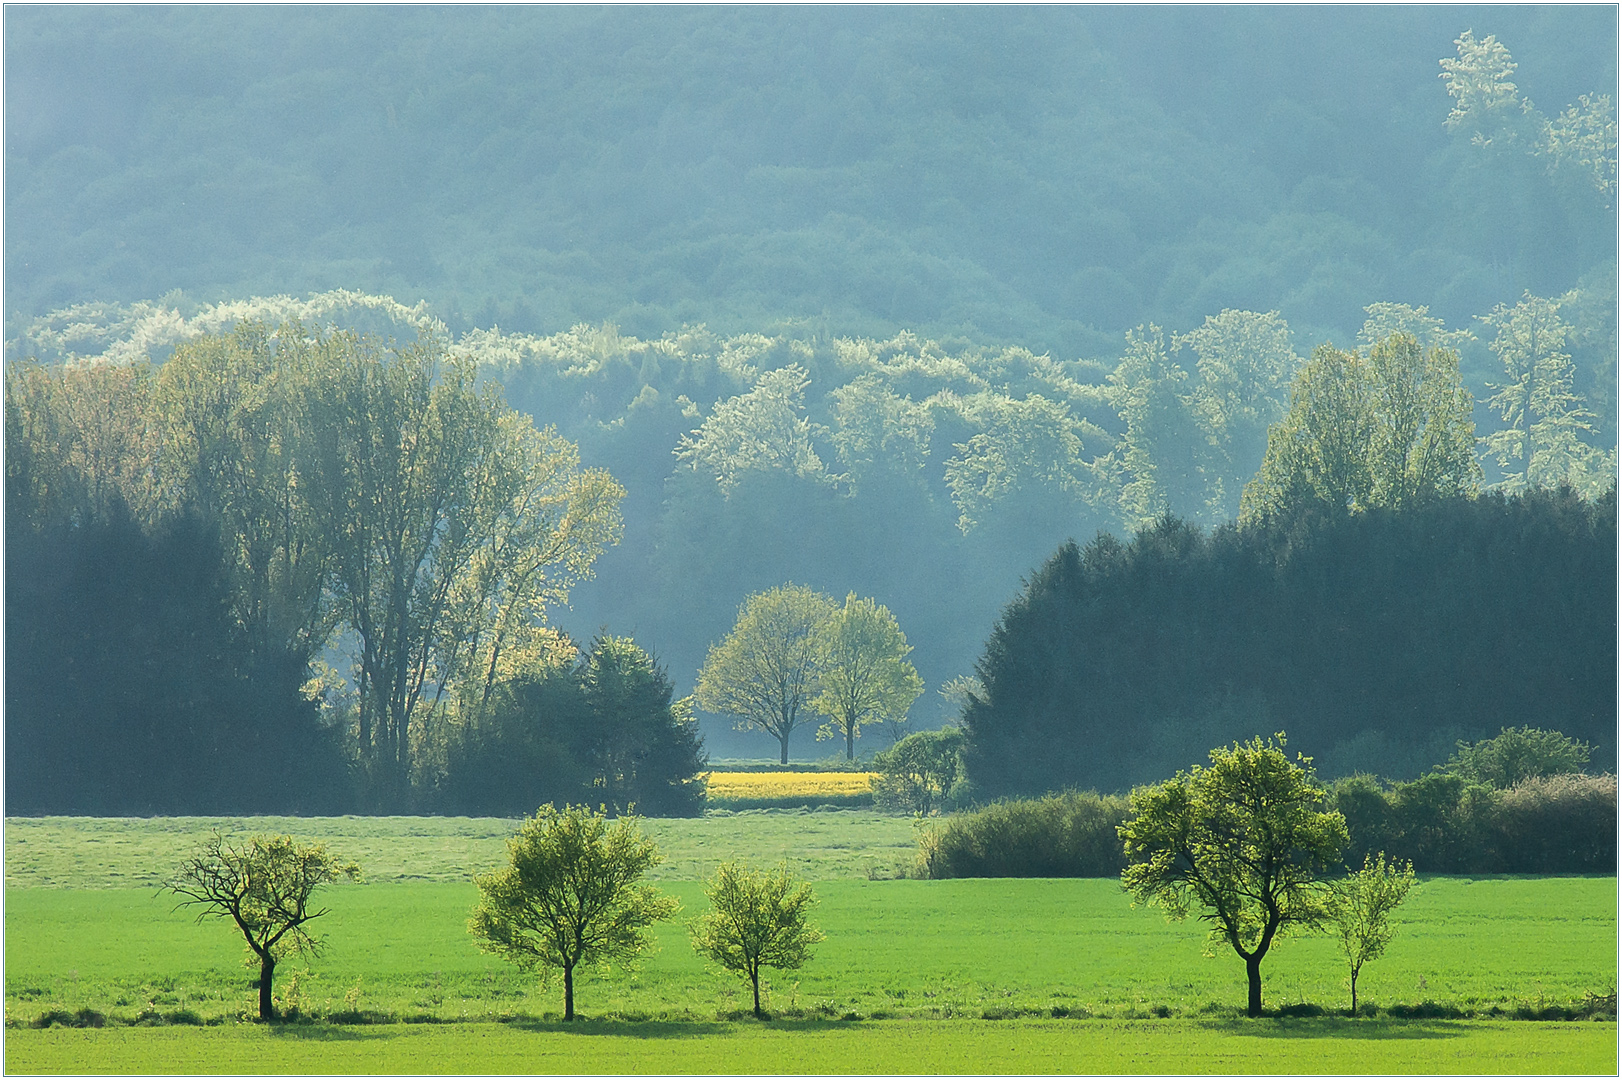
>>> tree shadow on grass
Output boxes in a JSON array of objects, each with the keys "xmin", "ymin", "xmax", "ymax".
[
  {"xmin": 502, "ymin": 1016, "xmax": 865, "ymax": 1039},
  {"xmin": 257, "ymin": 1014, "xmax": 871, "ymax": 1041},
  {"xmin": 1196, "ymin": 1018, "xmax": 1471, "ymax": 1041},
  {"xmin": 263, "ymin": 1024, "xmax": 390, "ymax": 1041}
]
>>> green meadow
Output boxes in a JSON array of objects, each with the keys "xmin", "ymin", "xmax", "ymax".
[
  {"xmin": 4, "ymin": 815, "xmax": 1616, "ymax": 1074},
  {"xmin": 7, "ymin": 1019, "xmax": 1616, "ymax": 1075}
]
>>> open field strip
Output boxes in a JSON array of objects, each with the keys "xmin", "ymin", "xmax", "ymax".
[
  {"xmin": 6, "ymin": 878, "xmax": 1614, "ymax": 1024},
  {"xmin": 702, "ymin": 772, "xmax": 879, "ymax": 800},
  {"xmin": 5, "ymin": 816, "xmax": 1616, "ymax": 1074},
  {"xmin": 3, "ymin": 812, "xmax": 920, "ymax": 887},
  {"xmin": 5, "ymin": 1018, "xmax": 1615, "ymax": 1075}
]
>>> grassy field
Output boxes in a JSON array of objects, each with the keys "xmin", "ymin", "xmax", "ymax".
[
  {"xmin": 3, "ymin": 811, "xmax": 920, "ymax": 887},
  {"xmin": 6, "ymin": 1018, "xmax": 1616, "ymax": 1075},
  {"xmin": 4, "ymin": 815, "xmax": 1616, "ymax": 1074}
]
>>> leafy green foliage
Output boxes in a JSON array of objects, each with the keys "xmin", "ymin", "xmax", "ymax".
[
  {"xmin": 1239, "ymin": 332, "xmax": 1479, "ymax": 523},
  {"xmin": 1479, "ymin": 294, "xmax": 1614, "ymax": 496},
  {"xmin": 1327, "ymin": 853, "xmax": 1416, "ymax": 1016},
  {"xmin": 8, "ymin": 9, "xmax": 1614, "ymax": 363},
  {"xmin": 10, "ymin": 275, "xmax": 1614, "ymax": 769},
  {"xmin": 810, "ymin": 594, "xmax": 924, "ymax": 760},
  {"xmin": 297, "ymin": 330, "xmax": 624, "ymax": 806},
  {"xmin": 469, "ymin": 806, "xmax": 679, "ymax": 1020},
  {"xmin": 695, "ymin": 585, "xmax": 837, "ymax": 764},
  {"xmin": 165, "ymin": 832, "xmax": 359, "ymax": 1020},
  {"xmin": 961, "ymin": 486, "xmax": 1615, "ymax": 799},
  {"xmin": 1445, "ymin": 726, "xmax": 1592, "ymax": 788},
  {"xmin": 1441, "ymin": 29, "xmax": 1617, "ymax": 198},
  {"xmin": 1107, "ymin": 312, "xmax": 1303, "ymax": 530},
  {"xmin": 914, "ymin": 790, "xmax": 1129, "ymax": 878},
  {"xmin": 690, "ymin": 862, "xmax": 823, "ymax": 1017},
  {"xmin": 1119, "ymin": 735, "xmax": 1349, "ymax": 1016},
  {"xmin": 872, "ymin": 728, "xmax": 968, "ymax": 816},
  {"xmin": 4, "ymin": 505, "xmax": 351, "ymax": 816},
  {"xmin": 439, "ymin": 635, "xmax": 708, "ymax": 817},
  {"xmin": 4, "ymin": 323, "xmax": 625, "ymax": 812},
  {"xmin": 674, "ymin": 365, "xmax": 829, "ymax": 495},
  {"xmin": 1330, "ymin": 769, "xmax": 1616, "ymax": 874}
]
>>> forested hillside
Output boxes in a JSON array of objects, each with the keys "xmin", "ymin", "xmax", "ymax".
[
  {"xmin": 6, "ymin": 6, "xmax": 1615, "ymax": 357},
  {"xmin": 5, "ymin": 8, "xmax": 1616, "ymax": 775}
]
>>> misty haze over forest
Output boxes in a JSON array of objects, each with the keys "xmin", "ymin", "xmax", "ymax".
[{"xmin": 5, "ymin": 5, "xmax": 1616, "ymax": 775}]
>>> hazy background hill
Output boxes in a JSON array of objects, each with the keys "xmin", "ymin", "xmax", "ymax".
[
  {"xmin": 6, "ymin": 6, "xmax": 1616, "ymax": 764},
  {"xmin": 7, "ymin": 5, "xmax": 1615, "ymax": 355}
]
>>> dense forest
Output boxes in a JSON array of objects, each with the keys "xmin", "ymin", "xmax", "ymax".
[
  {"xmin": 5, "ymin": 8, "xmax": 1616, "ymax": 794},
  {"xmin": 963, "ymin": 487, "xmax": 1617, "ymax": 797}
]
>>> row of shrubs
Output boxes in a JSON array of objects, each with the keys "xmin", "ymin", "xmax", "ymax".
[
  {"xmin": 915, "ymin": 772, "xmax": 1616, "ymax": 879},
  {"xmin": 1335, "ymin": 770, "xmax": 1616, "ymax": 874}
]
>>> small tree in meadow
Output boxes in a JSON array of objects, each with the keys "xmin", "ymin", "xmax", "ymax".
[
  {"xmin": 470, "ymin": 805, "xmax": 679, "ymax": 1020},
  {"xmin": 691, "ymin": 861, "xmax": 824, "ymax": 1017},
  {"xmin": 166, "ymin": 832, "xmax": 359, "ymax": 1022},
  {"xmin": 1120, "ymin": 734, "xmax": 1349, "ymax": 1017},
  {"xmin": 1328, "ymin": 852, "xmax": 1416, "ymax": 1016}
]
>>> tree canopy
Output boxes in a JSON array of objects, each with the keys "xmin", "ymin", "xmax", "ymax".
[
  {"xmin": 811, "ymin": 593, "xmax": 925, "ymax": 760},
  {"xmin": 5, "ymin": 323, "xmax": 623, "ymax": 812},
  {"xmin": 695, "ymin": 585, "xmax": 836, "ymax": 764},
  {"xmin": 469, "ymin": 805, "xmax": 678, "ymax": 1021},
  {"xmin": 961, "ymin": 486, "xmax": 1616, "ymax": 797},
  {"xmin": 166, "ymin": 833, "xmax": 359, "ymax": 1021},
  {"xmin": 1120, "ymin": 735, "xmax": 1349, "ymax": 1017},
  {"xmin": 1239, "ymin": 332, "xmax": 1479, "ymax": 524},
  {"xmin": 689, "ymin": 862, "xmax": 823, "ymax": 1018}
]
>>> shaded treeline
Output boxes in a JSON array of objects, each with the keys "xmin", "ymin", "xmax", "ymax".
[
  {"xmin": 6, "ymin": 507, "xmax": 348, "ymax": 814},
  {"xmin": 964, "ymin": 486, "xmax": 1617, "ymax": 797},
  {"xmin": 918, "ymin": 760, "xmax": 1616, "ymax": 879},
  {"xmin": 16, "ymin": 288, "xmax": 1612, "ymax": 761},
  {"xmin": 3, "ymin": 325, "xmax": 706, "ymax": 815}
]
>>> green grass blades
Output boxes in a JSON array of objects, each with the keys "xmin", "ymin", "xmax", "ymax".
[
  {"xmin": 6, "ymin": 878, "xmax": 1614, "ymax": 1025},
  {"xmin": 4, "ymin": 1019, "xmax": 1616, "ymax": 1075},
  {"xmin": 3, "ymin": 812, "xmax": 920, "ymax": 888}
]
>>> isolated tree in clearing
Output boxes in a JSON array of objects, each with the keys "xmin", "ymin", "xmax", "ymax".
[
  {"xmin": 469, "ymin": 805, "xmax": 678, "ymax": 1021},
  {"xmin": 691, "ymin": 861, "xmax": 824, "ymax": 1018},
  {"xmin": 1119, "ymin": 734, "xmax": 1348, "ymax": 1017},
  {"xmin": 165, "ymin": 832, "xmax": 359, "ymax": 1021}
]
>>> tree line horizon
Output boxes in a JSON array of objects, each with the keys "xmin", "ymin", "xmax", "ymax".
[{"xmin": 5, "ymin": 277, "xmax": 1614, "ymax": 813}]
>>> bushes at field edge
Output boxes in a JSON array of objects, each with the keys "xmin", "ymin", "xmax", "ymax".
[
  {"xmin": 915, "ymin": 790, "xmax": 1128, "ymax": 878},
  {"xmin": 1332, "ymin": 771, "xmax": 1616, "ymax": 874}
]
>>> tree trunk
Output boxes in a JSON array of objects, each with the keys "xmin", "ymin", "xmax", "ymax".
[
  {"xmin": 751, "ymin": 968, "xmax": 763, "ymax": 1018},
  {"xmin": 1350, "ymin": 968, "xmax": 1359, "ymax": 1017},
  {"xmin": 1246, "ymin": 954, "xmax": 1263, "ymax": 1017},
  {"xmin": 259, "ymin": 954, "xmax": 276, "ymax": 1022},
  {"xmin": 846, "ymin": 723, "xmax": 854, "ymax": 761},
  {"xmin": 564, "ymin": 963, "xmax": 575, "ymax": 1021},
  {"xmin": 779, "ymin": 734, "xmax": 789, "ymax": 765}
]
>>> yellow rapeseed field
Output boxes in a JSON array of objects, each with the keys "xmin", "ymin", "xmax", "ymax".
[{"xmin": 704, "ymin": 771, "xmax": 877, "ymax": 800}]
